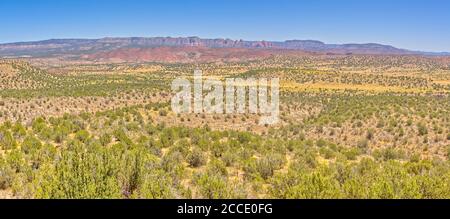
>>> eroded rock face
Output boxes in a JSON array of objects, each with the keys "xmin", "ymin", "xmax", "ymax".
[{"xmin": 0, "ymin": 36, "xmax": 427, "ymax": 59}]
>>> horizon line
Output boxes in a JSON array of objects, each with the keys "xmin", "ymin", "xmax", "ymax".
[{"xmin": 1, "ymin": 35, "xmax": 449, "ymax": 54}]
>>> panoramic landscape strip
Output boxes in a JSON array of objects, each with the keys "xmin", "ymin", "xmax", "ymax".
[{"xmin": 0, "ymin": 2, "xmax": 449, "ymax": 216}]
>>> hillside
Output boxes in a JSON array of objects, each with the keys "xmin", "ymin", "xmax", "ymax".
[
  {"xmin": 1, "ymin": 37, "xmax": 445, "ymax": 61},
  {"xmin": 83, "ymin": 47, "xmax": 317, "ymax": 63}
]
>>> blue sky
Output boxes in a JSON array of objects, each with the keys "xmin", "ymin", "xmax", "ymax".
[{"xmin": 1, "ymin": 0, "xmax": 449, "ymax": 52}]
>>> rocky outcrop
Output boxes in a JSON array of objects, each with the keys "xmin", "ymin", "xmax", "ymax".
[{"xmin": 1, "ymin": 36, "xmax": 435, "ymax": 58}]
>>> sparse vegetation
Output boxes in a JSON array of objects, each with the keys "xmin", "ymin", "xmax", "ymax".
[{"xmin": 0, "ymin": 56, "xmax": 449, "ymax": 199}]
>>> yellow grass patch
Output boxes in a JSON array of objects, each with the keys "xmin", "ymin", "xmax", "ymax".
[
  {"xmin": 434, "ymin": 80, "xmax": 450, "ymax": 85},
  {"xmin": 281, "ymin": 81, "xmax": 435, "ymax": 93}
]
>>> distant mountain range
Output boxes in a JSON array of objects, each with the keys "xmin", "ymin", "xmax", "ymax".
[{"xmin": 0, "ymin": 37, "xmax": 448, "ymax": 62}]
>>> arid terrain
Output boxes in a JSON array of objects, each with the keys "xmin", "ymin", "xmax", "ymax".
[{"xmin": 0, "ymin": 41, "xmax": 449, "ymax": 198}]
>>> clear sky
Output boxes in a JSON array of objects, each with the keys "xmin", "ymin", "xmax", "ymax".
[{"xmin": 1, "ymin": 0, "xmax": 449, "ymax": 52}]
